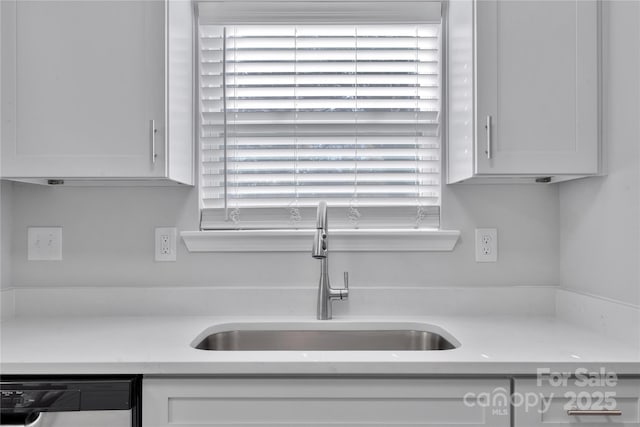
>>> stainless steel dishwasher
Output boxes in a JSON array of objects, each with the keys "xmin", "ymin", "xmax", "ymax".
[{"xmin": 0, "ymin": 376, "xmax": 140, "ymax": 427}]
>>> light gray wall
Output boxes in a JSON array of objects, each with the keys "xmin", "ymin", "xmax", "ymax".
[
  {"xmin": 0, "ymin": 1, "xmax": 6, "ymax": 291},
  {"xmin": 0, "ymin": 182, "xmax": 11, "ymax": 290},
  {"xmin": 559, "ymin": 0, "xmax": 640, "ymax": 305},
  {"xmin": 1, "ymin": 0, "xmax": 569, "ymax": 291},
  {"xmin": 1, "ymin": 3, "xmax": 637, "ymax": 311},
  {"xmin": 5, "ymin": 182, "xmax": 560, "ymax": 288}
]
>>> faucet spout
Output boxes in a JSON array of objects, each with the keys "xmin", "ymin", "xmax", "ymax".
[
  {"xmin": 315, "ymin": 201, "xmax": 328, "ymax": 230},
  {"xmin": 312, "ymin": 201, "xmax": 349, "ymax": 320},
  {"xmin": 312, "ymin": 201, "xmax": 328, "ymax": 259}
]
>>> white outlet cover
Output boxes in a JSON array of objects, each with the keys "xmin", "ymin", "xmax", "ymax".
[
  {"xmin": 28, "ymin": 227, "xmax": 63, "ymax": 261},
  {"xmin": 155, "ymin": 227, "xmax": 177, "ymax": 262},
  {"xmin": 475, "ymin": 228, "xmax": 497, "ymax": 262}
]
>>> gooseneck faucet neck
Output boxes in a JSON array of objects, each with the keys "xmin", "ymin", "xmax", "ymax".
[{"xmin": 312, "ymin": 201, "xmax": 348, "ymax": 320}]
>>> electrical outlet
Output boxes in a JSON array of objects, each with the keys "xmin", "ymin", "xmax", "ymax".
[
  {"xmin": 475, "ymin": 228, "xmax": 497, "ymax": 262},
  {"xmin": 28, "ymin": 227, "xmax": 63, "ymax": 261},
  {"xmin": 160, "ymin": 234, "xmax": 170, "ymax": 255},
  {"xmin": 155, "ymin": 227, "xmax": 177, "ymax": 261}
]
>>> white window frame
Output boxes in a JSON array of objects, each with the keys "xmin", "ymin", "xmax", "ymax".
[{"xmin": 183, "ymin": 0, "xmax": 460, "ymax": 252}]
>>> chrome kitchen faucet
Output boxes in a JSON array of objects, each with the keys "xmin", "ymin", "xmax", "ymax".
[{"xmin": 312, "ymin": 201, "xmax": 349, "ymax": 320}]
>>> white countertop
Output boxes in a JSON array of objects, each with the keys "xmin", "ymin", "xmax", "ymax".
[{"xmin": 1, "ymin": 315, "xmax": 638, "ymax": 375}]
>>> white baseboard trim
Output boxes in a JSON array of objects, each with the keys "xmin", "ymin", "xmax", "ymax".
[{"xmin": 556, "ymin": 288, "xmax": 640, "ymax": 350}]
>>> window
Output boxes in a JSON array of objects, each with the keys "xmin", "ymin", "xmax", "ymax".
[{"xmin": 197, "ymin": 2, "xmax": 442, "ymax": 230}]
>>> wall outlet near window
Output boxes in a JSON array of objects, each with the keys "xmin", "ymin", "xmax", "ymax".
[
  {"xmin": 475, "ymin": 228, "xmax": 497, "ymax": 262},
  {"xmin": 27, "ymin": 227, "xmax": 63, "ymax": 261},
  {"xmin": 155, "ymin": 227, "xmax": 177, "ymax": 262}
]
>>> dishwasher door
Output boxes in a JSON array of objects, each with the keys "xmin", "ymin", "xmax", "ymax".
[
  {"xmin": 0, "ymin": 376, "xmax": 139, "ymax": 427},
  {"xmin": 1, "ymin": 410, "xmax": 132, "ymax": 427}
]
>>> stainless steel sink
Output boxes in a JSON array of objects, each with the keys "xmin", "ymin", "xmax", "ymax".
[{"xmin": 193, "ymin": 329, "xmax": 457, "ymax": 351}]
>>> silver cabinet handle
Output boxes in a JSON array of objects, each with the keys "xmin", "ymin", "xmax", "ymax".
[
  {"xmin": 150, "ymin": 119, "xmax": 158, "ymax": 164},
  {"xmin": 567, "ymin": 409, "xmax": 622, "ymax": 416},
  {"xmin": 485, "ymin": 115, "xmax": 492, "ymax": 159}
]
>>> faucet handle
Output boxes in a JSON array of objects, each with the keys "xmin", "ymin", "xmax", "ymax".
[
  {"xmin": 343, "ymin": 272, "xmax": 349, "ymax": 291},
  {"xmin": 335, "ymin": 272, "xmax": 349, "ymax": 300}
]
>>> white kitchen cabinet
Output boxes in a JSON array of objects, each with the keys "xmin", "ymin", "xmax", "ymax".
[
  {"xmin": 0, "ymin": 0, "xmax": 193, "ymax": 185},
  {"xmin": 514, "ymin": 378, "xmax": 640, "ymax": 426},
  {"xmin": 143, "ymin": 377, "xmax": 510, "ymax": 426},
  {"xmin": 448, "ymin": 0, "xmax": 601, "ymax": 183}
]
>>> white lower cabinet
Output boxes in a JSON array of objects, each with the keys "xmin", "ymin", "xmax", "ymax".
[
  {"xmin": 143, "ymin": 377, "xmax": 511, "ymax": 427},
  {"xmin": 514, "ymin": 378, "xmax": 640, "ymax": 426}
]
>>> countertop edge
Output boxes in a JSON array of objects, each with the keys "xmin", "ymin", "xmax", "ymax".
[{"xmin": 2, "ymin": 361, "xmax": 640, "ymax": 376}]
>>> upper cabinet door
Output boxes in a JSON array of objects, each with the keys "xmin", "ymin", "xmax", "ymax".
[
  {"xmin": 475, "ymin": 0, "xmax": 600, "ymax": 176},
  {"xmin": 1, "ymin": 0, "xmax": 165, "ymax": 178}
]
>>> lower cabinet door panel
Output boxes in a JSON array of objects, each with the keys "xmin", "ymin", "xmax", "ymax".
[
  {"xmin": 143, "ymin": 377, "xmax": 511, "ymax": 427},
  {"xmin": 514, "ymin": 378, "xmax": 640, "ymax": 426}
]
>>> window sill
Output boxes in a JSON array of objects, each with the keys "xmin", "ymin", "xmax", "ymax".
[{"xmin": 181, "ymin": 229, "xmax": 460, "ymax": 253}]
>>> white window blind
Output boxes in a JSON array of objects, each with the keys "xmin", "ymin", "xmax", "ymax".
[{"xmin": 198, "ymin": 3, "xmax": 442, "ymax": 230}]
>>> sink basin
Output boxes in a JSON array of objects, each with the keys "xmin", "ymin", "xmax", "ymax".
[{"xmin": 193, "ymin": 327, "xmax": 458, "ymax": 351}]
